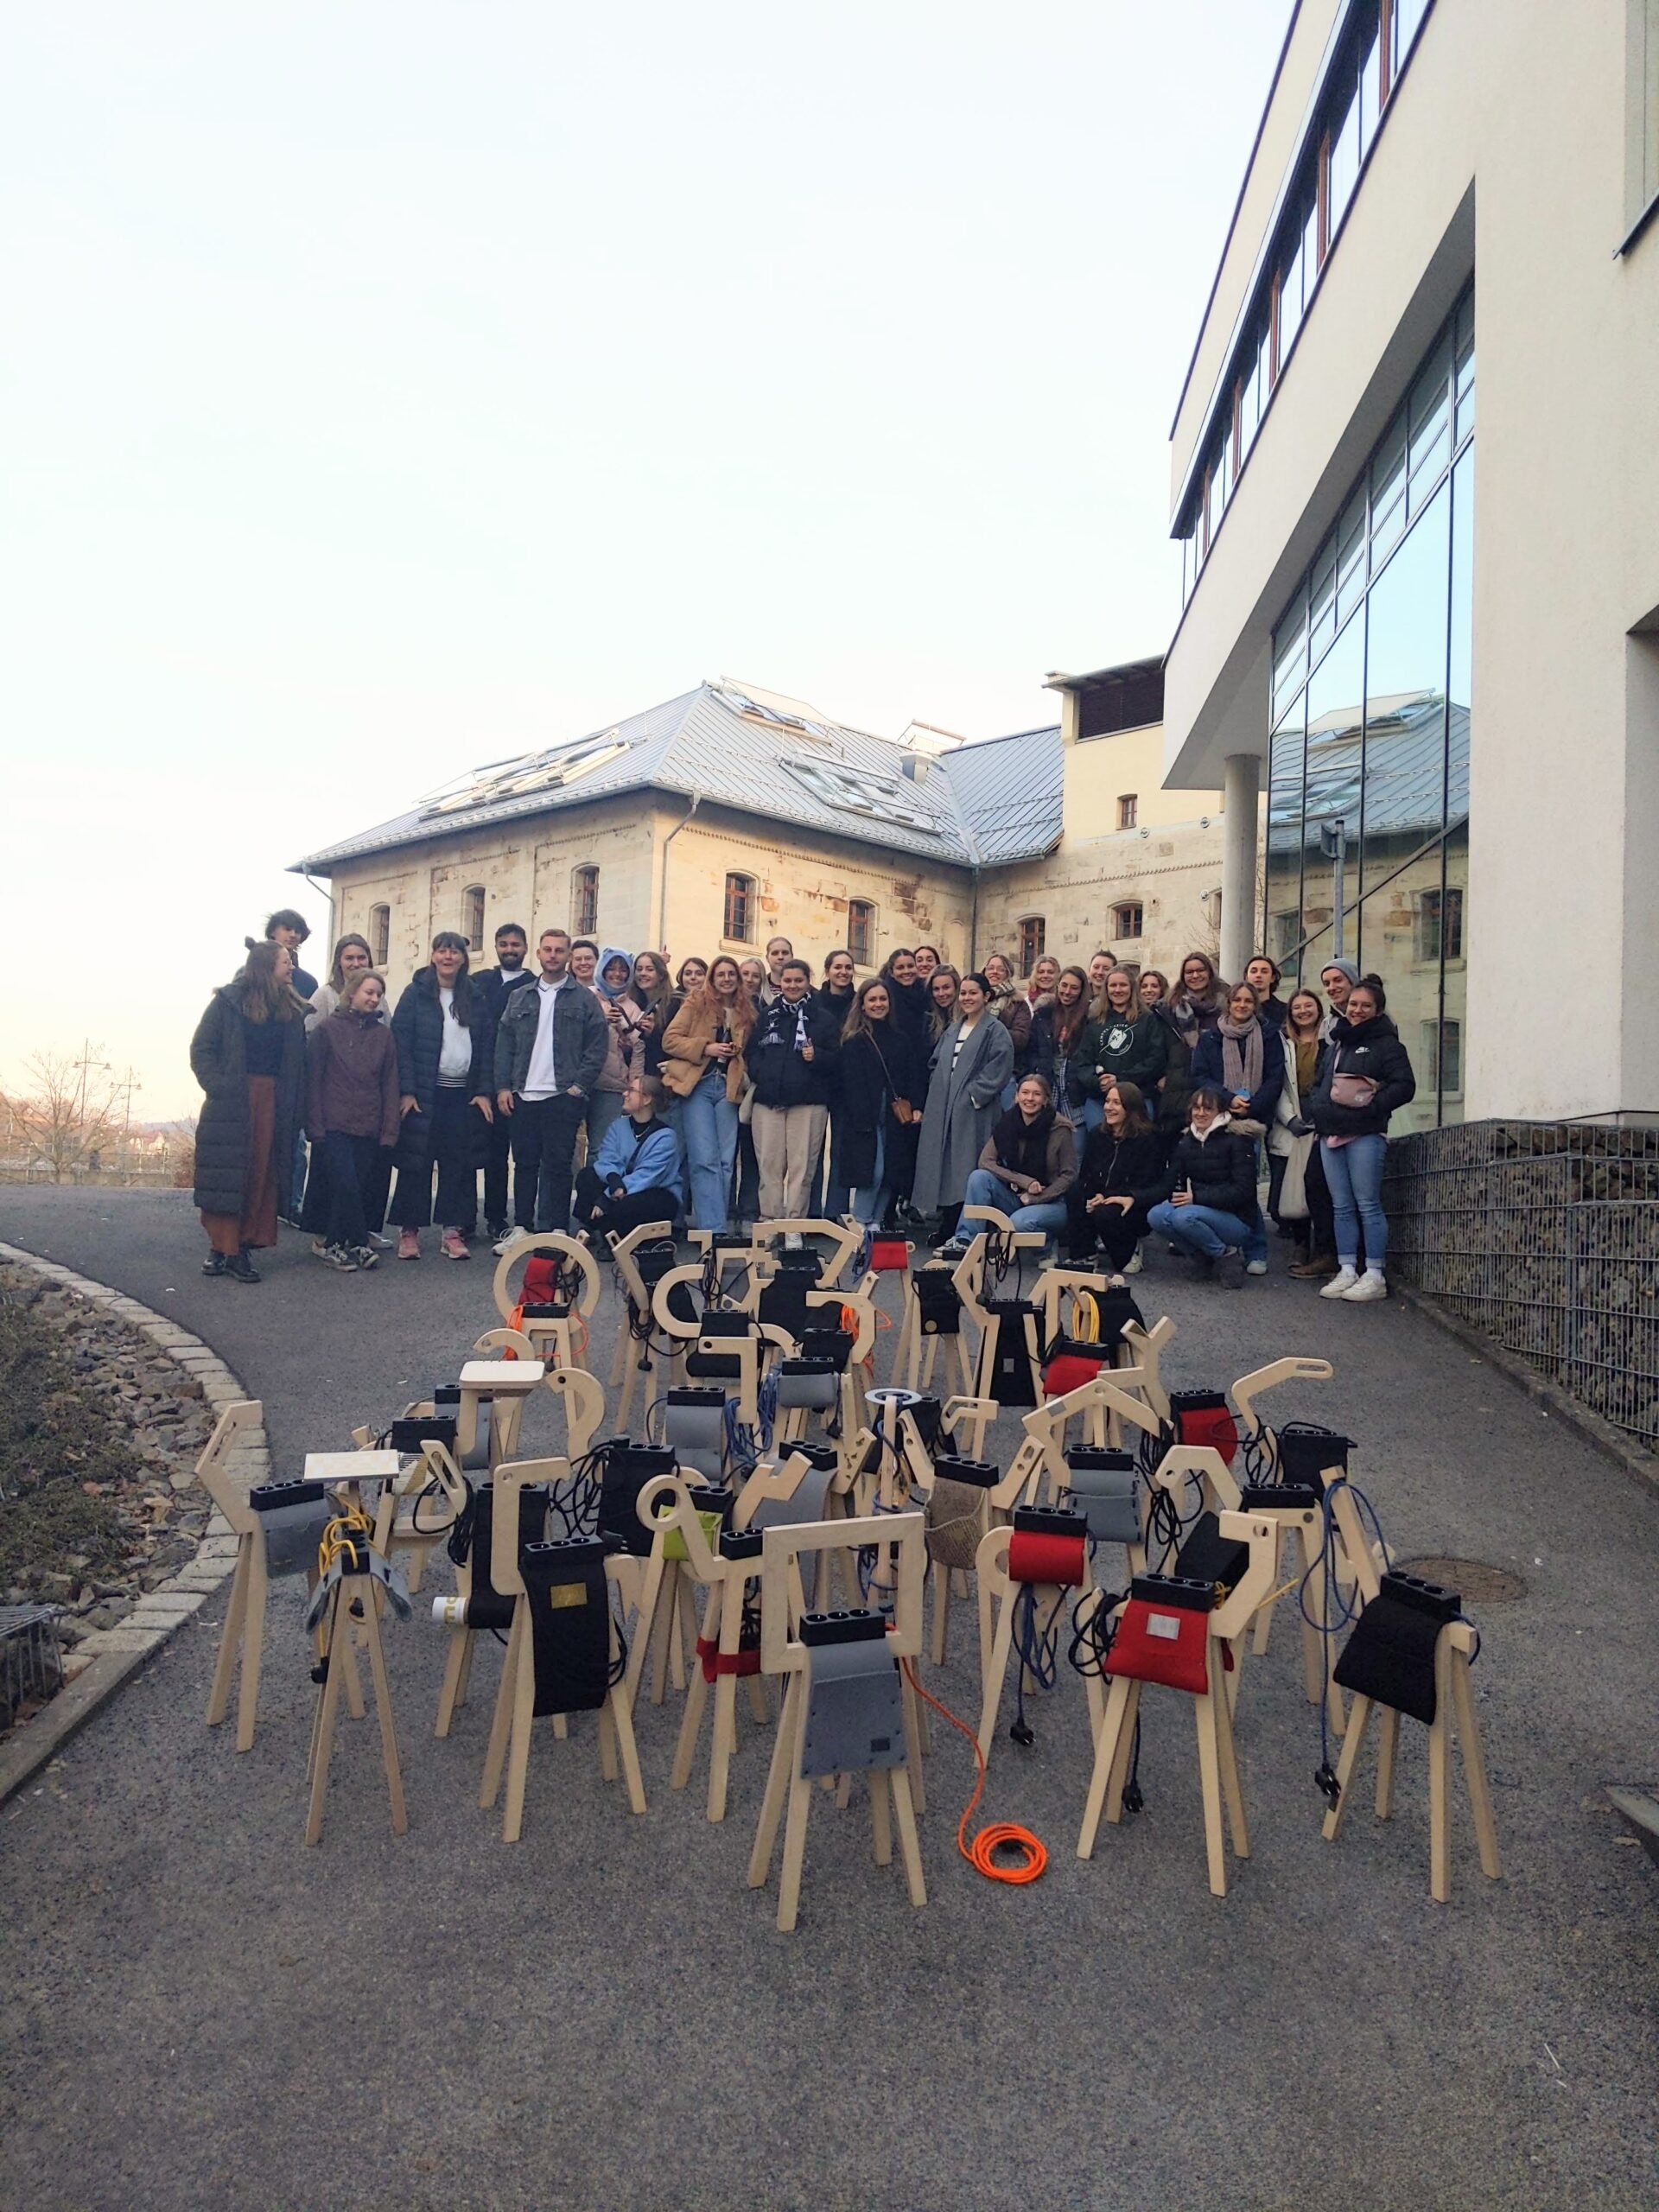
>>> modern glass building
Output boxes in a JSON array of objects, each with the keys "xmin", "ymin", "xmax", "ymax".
[
  {"xmin": 1263, "ymin": 288, "xmax": 1471, "ymax": 1128},
  {"xmin": 1157, "ymin": 0, "xmax": 1659, "ymax": 1128}
]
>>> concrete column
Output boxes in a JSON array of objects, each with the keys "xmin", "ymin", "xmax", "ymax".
[{"xmin": 1219, "ymin": 752, "xmax": 1261, "ymax": 985}]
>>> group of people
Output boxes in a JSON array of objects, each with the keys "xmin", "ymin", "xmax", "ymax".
[{"xmin": 188, "ymin": 911, "xmax": 1414, "ymax": 1302}]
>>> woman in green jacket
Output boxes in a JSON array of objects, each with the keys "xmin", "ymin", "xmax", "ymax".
[{"xmin": 1084, "ymin": 965, "xmax": 1168, "ymax": 1117}]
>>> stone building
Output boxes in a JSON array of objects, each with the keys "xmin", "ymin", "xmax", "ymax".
[{"xmin": 295, "ymin": 670, "xmax": 1224, "ymax": 994}]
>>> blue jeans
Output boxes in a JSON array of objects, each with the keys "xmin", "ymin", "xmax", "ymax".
[
  {"xmin": 1147, "ymin": 1198, "xmax": 1255, "ymax": 1261},
  {"xmin": 851, "ymin": 1128, "xmax": 887, "ymax": 1226},
  {"xmin": 1321, "ymin": 1135, "xmax": 1389, "ymax": 1268},
  {"xmin": 963, "ymin": 1167, "xmax": 1066, "ymax": 1239},
  {"xmin": 680, "ymin": 1067, "xmax": 739, "ymax": 1231}
]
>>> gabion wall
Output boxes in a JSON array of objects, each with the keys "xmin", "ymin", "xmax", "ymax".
[{"xmin": 1382, "ymin": 1121, "xmax": 1659, "ymax": 1446}]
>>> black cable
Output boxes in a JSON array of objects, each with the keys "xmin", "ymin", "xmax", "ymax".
[{"xmin": 1009, "ymin": 1580, "xmax": 1066, "ymax": 1745}]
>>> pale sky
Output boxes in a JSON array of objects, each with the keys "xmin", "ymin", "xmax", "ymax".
[{"xmin": 2, "ymin": 0, "xmax": 1287, "ymax": 1120}]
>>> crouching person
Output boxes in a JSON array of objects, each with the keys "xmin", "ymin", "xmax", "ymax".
[
  {"xmin": 1145, "ymin": 1084, "xmax": 1268, "ymax": 1287},
  {"xmin": 572, "ymin": 1074, "xmax": 683, "ymax": 1243}
]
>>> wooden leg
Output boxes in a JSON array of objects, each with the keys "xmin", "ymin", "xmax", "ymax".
[
  {"xmin": 888, "ymin": 1764, "xmax": 926, "ymax": 1907},
  {"xmin": 648, "ymin": 1559, "xmax": 675, "ymax": 1707},
  {"xmin": 1195, "ymin": 1683, "xmax": 1228, "ymax": 1897},
  {"xmin": 454, "ymin": 1628, "xmax": 475, "ymax": 1713},
  {"xmin": 672, "ymin": 1587, "xmax": 717, "ymax": 1794},
  {"xmin": 664, "ymin": 1565, "xmax": 688, "ymax": 1694},
  {"xmin": 1213, "ymin": 1673, "xmax": 1249, "ymax": 1859},
  {"xmin": 869, "ymin": 1765, "xmax": 893, "ymax": 1865},
  {"xmin": 748, "ymin": 1674, "xmax": 802, "ymax": 1889},
  {"xmin": 1078, "ymin": 1675, "xmax": 1134, "ymax": 1858},
  {"xmin": 607, "ymin": 1690, "xmax": 646, "ymax": 1814},
  {"xmin": 360, "ymin": 1598, "xmax": 408, "ymax": 1836},
  {"xmin": 1375, "ymin": 1706, "xmax": 1400, "ymax": 1819},
  {"xmin": 1449, "ymin": 1649, "xmax": 1502, "ymax": 1880},
  {"xmin": 500, "ymin": 1630, "xmax": 537, "ymax": 1844},
  {"xmin": 624, "ymin": 1550, "xmax": 664, "ymax": 1713},
  {"xmin": 1428, "ymin": 1639, "xmax": 1452, "ymax": 1903},
  {"xmin": 930, "ymin": 1561, "xmax": 949, "ymax": 1666},
  {"xmin": 598, "ymin": 1698, "xmax": 619, "ymax": 1782},
  {"xmin": 709, "ymin": 1577, "xmax": 743, "ymax": 1823},
  {"xmin": 900, "ymin": 1670, "xmax": 926, "ymax": 1817},
  {"xmin": 207, "ymin": 1541, "xmax": 251, "ymax": 1728},
  {"xmin": 1321, "ymin": 1694, "xmax": 1375, "ymax": 1841},
  {"xmin": 303, "ymin": 1590, "xmax": 346, "ymax": 1846},
  {"xmin": 235, "ymin": 1544, "xmax": 269, "ymax": 1754},
  {"xmin": 480, "ymin": 1618, "xmax": 519, "ymax": 1804},
  {"xmin": 435, "ymin": 1625, "xmax": 469, "ymax": 1738},
  {"xmin": 777, "ymin": 1758, "xmax": 815, "ymax": 1933},
  {"xmin": 745, "ymin": 1669, "xmax": 769, "ymax": 1724},
  {"xmin": 976, "ymin": 1592, "xmax": 1017, "ymax": 1760}
]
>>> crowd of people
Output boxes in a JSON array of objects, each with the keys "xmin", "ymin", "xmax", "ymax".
[{"xmin": 188, "ymin": 911, "xmax": 1414, "ymax": 1303}]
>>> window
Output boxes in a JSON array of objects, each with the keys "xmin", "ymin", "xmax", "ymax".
[
  {"xmin": 1264, "ymin": 293, "xmax": 1473, "ymax": 1132},
  {"xmin": 723, "ymin": 872, "xmax": 755, "ymax": 943},
  {"xmin": 1112, "ymin": 901, "xmax": 1144, "ymax": 939},
  {"xmin": 368, "ymin": 904, "xmax": 390, "ymax": 964},
  {"xmin": 1421, "ymin": 1018, "xmax": 1462, "ymax": 1095},
  {"xmin": 461, "ymin": 885, "xmax": 485, "ymax": 952},
  {"xmin": 1018, "ymin": 918, "xmax": 1046, "ymax": 972},
  {"xmin": 1416, "ymin": 887, "xmax": 1463, "ymax": 963},
  {"xmin": 1177, "ymin": 0, "xmax": 1432, "ymax": 601},
  {"xmin": 1117, "ymin": 793, "xmax": 1138, "ymax": 830},
  {"xmin": 847, "ymin": 899, "xmax": 875, "ymax": 967},
  {"xmin": 572, "ymin": 865, "xmax": 599, "ymax": 938},
  {"xmin": 1631, "ymin": 0, "xmax": 1659, "ymax": 226}
]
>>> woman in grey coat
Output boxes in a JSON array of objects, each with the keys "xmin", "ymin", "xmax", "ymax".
[{"xmin": 910, "ymin": 972, "xmax": 1016, "ymax": 1242}]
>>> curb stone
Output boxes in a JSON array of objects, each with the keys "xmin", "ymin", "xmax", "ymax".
[{"xmin": 0, "ymin": 1241, "xmax": 269, "ymax": 1804}]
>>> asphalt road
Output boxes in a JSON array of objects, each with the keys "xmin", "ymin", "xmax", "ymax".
[{"xmin": 2, "ymin": 1186, "xmax": 1656, "ymax": 2211}]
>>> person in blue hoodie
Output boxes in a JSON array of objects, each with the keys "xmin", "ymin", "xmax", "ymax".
[{"xmin": 571, "ymin": 1072, "xmax": 683, "ymax": 1243}]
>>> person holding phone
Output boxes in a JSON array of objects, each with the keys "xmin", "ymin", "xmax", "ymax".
[
  {"xmin": 661, "ymin": 956, "xmax": 754, "ymax": 1232},
  {"xmin": 1144, "ymin": 1084, "xmax": 1266, "ymax": 1287}
]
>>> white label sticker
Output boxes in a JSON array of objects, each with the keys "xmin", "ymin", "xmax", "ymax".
[{"xmin": 1147, "ymin": 1611, "xmax": 1180, "ymax": 1641}]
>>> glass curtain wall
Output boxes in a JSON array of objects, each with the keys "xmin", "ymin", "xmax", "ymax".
[{"xmin": 1262, "ymin": 287, "xmax": 1472, "ymax": 1128}]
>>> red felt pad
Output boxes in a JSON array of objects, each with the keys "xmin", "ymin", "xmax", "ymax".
[{"xmin": 1007, "ymin": 1529, "xmax": 1087, "ymax": 1587}]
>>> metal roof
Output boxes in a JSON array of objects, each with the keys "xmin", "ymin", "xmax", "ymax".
[{"xmin": 294, "ymin": 683, "xmax": 1065, "ymax": 874}]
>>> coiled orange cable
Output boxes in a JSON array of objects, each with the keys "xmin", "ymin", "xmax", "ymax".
[{"xmin": 899, "ymin": 1656, "xmax": 1047, "ymax": 1885}]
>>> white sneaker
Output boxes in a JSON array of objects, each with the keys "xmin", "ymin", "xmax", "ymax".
[
  {"xmin": 1123, "ymin": 1249, "xmax": 1143, "ymax": 1274},
  {"xmin": 1245, "ymin": 1259, "xmax": 1268, "ymax": 1276},
  {"xmin": 1341, "ymin": 1268, "xmax": 1389, "ymax": 1302},
  {"xmin": 1319, "ymin": 1266, "xmax": 1359, "ymax": 1299},
  {"xmin": 493, "ymin": 1230, "xmax": 530, "ymax": 1257}
]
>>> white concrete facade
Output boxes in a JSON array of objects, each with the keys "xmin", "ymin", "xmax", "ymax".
[{"xmin": 1162, "ymin": 0, "xmax": 1659, "ymax": 1120}]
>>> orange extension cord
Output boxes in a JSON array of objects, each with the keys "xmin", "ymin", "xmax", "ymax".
[{"xmin": 900, "ymin": 1656, "xmax": 1048, "ymax": 1885}]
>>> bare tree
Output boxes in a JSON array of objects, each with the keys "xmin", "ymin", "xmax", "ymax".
[{"xmin": 13, "ymin": 1049, "xmax": 120, "ymax": 1182}]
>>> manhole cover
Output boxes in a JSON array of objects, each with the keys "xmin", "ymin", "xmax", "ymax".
[{"xmin": 1395, "ymin": 1555, "xmax": 1528, "ymax": 1603}]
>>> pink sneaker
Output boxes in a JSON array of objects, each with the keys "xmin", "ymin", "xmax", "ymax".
[
  {"xmin": 397, "ymin": 1230, "xmax": 420, "ymax": 1261},
  {"xmin": 441, "ymin": 1230, "xmax": 470, "ymax": 1261}
]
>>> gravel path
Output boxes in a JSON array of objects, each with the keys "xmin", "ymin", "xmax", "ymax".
[{"xmin": 2, "ymin": 1186, "xmax": 1656, "ymax": 2211}]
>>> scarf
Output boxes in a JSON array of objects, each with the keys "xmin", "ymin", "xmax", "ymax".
[
  {"xmin": 1170, "ymin": 983, "xmax": 1226, "ymax": 1039},
  {"xmin": 1217, "ymin": 1011, "xmax": 1263, "ymax": 1101},
  {"xmin": 992, "ymin": 1104, "xmax": 1055, "ymax": 1183}
]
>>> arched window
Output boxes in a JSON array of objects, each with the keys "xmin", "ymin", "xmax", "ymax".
[
  {"xmin": 1018, "ymin": 917, "xmax": 1046, "ymax": 973},
  {"xmin": 572, "ymin": 865, "xmax": 600, "ymax": 938},
  {"xmin": 847, "ymin": 898, "xmax": 875, "ymax": 967},
  {"xmin": 369, "ymin": 905, "xmax": 390, "ymax": 964},
  {"xmin": 723, "ymin": 872, "xmax": 755, "ymax": 943},
  {"xmin": 462, "ymin": 885, "xmax": 486, "ymax": 951}
]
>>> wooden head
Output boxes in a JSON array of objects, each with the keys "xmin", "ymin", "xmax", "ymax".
[{"xmin": 760, "ymin": 1510, "xmax": 925, "ymax": 1672}]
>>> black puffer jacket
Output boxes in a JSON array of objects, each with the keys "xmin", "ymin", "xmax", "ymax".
[
  {"xmin": 390, "ymin": 973, "xmax": 493, "ymax": 1171},
  {"xmin": 1160, "ymin": 1122, "xmax": 1261, "ymax": 1223},
  {"xmin": 1072, "ymin": 1125, "xmax": 1169, "ymax": 1213},
  {"xmin": 1307, "ymin": 1013, "xmax": 1415, "ymax": 1139},
  {"xmin": 747, "ymin": 993, "xmax": 840, "ymax": 1109},
  {"xmin": 189, "ymin": 984, "xmax": 307, "ymax": 1217},
  {"xmin": 1028, "ymin": 1000, "xmax": 1093, "ymax": 1111}
]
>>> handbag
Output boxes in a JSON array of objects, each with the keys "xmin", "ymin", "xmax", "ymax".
[
  {"xmin": 1330, "ymin": 1071, "xmax": 1378, "ymax": 1110},
  {"xmin": 1276, "ymin": 1136, "xmax": 1311, "ymax": 1222},
  {"xmin": 1105, "ymin": 1574, "xmax": 1216, "ymax": 1694}
]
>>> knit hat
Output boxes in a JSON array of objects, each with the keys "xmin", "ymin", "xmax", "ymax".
[{"xmin": 1321, "ymin": 957, "xmax": 1360, "ymax": 986}]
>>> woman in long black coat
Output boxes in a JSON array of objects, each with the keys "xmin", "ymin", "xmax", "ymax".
[
  {"xmin": 189, "ymin": 942, "xmax": 308, "ymax": 1282},
  {"xmin": 831, "ymin": 978, "xmax": 928, "ymax": 1226},
  {"xmin": 387, "ymin": 932, "xmax": 494, "ymax": 1260}
]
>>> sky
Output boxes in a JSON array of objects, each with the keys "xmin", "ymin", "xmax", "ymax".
[{"xmin": 1, "ymin": 0, "xmax": 1288, "ymax": 1120}]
